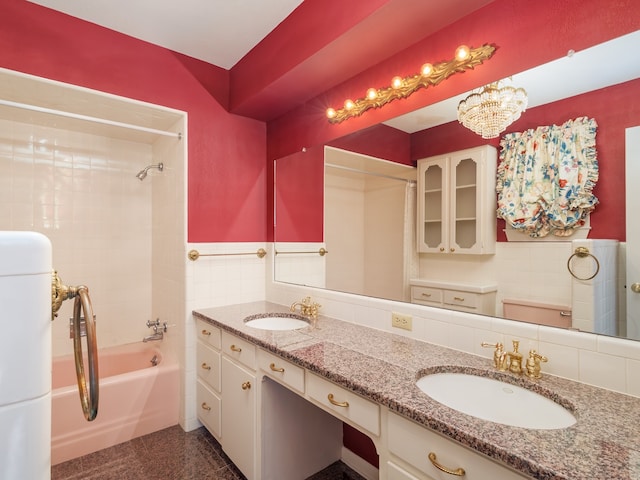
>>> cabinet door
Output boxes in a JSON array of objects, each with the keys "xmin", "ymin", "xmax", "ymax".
[
  {"xmin": 449, "ymin": 154, "xmax": 479, "ymax": 253},
  {"xmin": 221, "ymin": 356, "xmax": 256, "ymax": 479},
  {"xmin": 418, "ymin": 157, "xmax": 449, "ymax": 253}
]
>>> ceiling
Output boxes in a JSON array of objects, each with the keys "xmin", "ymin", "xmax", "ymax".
[
  {"xmin": 26, "ymin": 0, "xmax": 304, "ymax": 69},
  {"xmin": 25, "ymin": 0, "xmax": 495, "ymax": 120}
]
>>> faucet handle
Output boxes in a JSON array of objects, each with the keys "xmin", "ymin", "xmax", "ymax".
[
  {"xmin": 525, "ymin": 350, "xmax": 548, "ymax": 379},
  {"xmin": 481, "ymin": 342, "xmax": 506, "ymax": 370}
]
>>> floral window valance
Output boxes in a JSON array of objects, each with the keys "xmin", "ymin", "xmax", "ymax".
[{"xmin": 496, "ymin": 117, "xmax": 599, "ymax": 238}]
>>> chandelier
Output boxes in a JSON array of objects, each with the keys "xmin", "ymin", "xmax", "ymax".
[{"xmin": 457, "ymin": 79, "xmax": 528, "ymax": 139}]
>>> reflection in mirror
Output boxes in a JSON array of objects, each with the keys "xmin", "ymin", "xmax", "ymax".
[{"xmin": 274, "ymin": 31, "xmax": 640, "ymax": 341}]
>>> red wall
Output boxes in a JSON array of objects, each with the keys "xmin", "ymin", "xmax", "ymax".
[
  {"xmin": 411, "ymin": 79, "xmax": 640, "ymax": 242},
  {"xmin": 267, "ymin": 0, "xmax": 640, "ymax": 162},
  {"xmin": 0, "ymin": 0, "xmax": 266, "ymax": 243}
]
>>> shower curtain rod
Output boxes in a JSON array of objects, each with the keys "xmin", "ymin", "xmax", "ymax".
[
  {"xmin": 0, "ymin": 98, "xmax": 182, "ymax": 139},
  {"xmin": 325, "ymin": 162, "xmax": 416, "ymax": 184}
]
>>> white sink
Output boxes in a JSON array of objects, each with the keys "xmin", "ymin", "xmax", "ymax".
[
  {"xmin": 244, "ymin": 315, "xmax": 309, "ymax": 331},
  {"xmin": 416, "ymin": 372, "xmax": 576, "ymax": 430}
]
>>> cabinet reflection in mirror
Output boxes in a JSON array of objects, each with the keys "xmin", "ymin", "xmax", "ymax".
[{"xmin": 273, "ymin": 32, "xmax": 640, "ymax": 341}]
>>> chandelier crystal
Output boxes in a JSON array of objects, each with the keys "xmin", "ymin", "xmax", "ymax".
[{"xmin": 457, "ymin": 79, "xmax": 528, "ymax": 139}]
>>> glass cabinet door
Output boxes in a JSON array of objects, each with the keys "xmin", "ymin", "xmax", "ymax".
[
  {"xmin": 417, "ymin": 145, "xmax": 496, "ymax": 255},
  {"xmin": 419, "ymin": 159, "xmax": 447, "ymax": 252},
  {"xmin": 451, "ymin": 156, "xmax": 478, "ymax": 252}
]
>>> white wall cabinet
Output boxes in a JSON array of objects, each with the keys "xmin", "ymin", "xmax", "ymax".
[{"xmin": 417, "ymin": 145, "xmax": 497, "ymax": 255}]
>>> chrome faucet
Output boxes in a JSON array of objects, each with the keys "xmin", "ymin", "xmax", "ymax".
[{"xmin": 143, "ymin": 318, "xmax": 168, "ymax": 342}]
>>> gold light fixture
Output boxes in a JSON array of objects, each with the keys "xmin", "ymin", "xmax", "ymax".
[
  {"xmin": 326, "ymin": 44, "xmax": 496, "ymax": 124},
  {"xmin": 457, "ymin": 78, "xmax": 528, "ymax": 139}
]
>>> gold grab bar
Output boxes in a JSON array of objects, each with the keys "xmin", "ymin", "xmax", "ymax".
[
  {"xmin": 52, "ymin": 272, "xmax": 99, "ymax": 421},
  {"xmin": 187, "ymin": 248, "xmax": 267, "ymax": 261},
  {"xmin": 275, "ymin": 248, "xmax": 328, "ymax": 256},
  {"xmin": 567, "ymin": 246, "xmax": 600, "ymax": 281}
]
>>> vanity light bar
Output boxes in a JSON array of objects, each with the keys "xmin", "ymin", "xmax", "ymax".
[{"xmin": 326, "ymin": 44, "xmax": 496, "ymax": 124}]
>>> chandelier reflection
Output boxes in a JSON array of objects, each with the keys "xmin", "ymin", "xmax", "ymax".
[{"xmin": 457, "ymin": 79, "xmax": 528, "ymax": 139}]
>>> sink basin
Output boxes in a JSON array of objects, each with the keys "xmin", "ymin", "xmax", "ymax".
[
  {"xmin": 416, "ymin": 372, "xmax": 576, "ymax": 430},
  {"xmin": 244, "ymin": 314, "xmax": 310, "ymax": 331}
]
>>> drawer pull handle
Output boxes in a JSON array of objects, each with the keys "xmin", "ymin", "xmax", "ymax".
[
  {"xmin": 201, "ymin": 402, "xmax": 211, "ymax": 411},
  {"xmin": 269, "ymin": 363, "xmax": 285, "ymax": 373},
  {"xmin": 421, "ymin": 293, "xmax": 432, "ymax": 297},
  {"xmin": 230, "ymin": 344, "xmax": 242, "ymax": 352},
  {"xmin": 242, "ymin": 381, "xmax": 252, "ymax": 390},
  {"xmin": 560, "ymin": 311, "xmax": 571, "ymax": 317},
  {"xmin": 201, "ymin": 363, "xmax": 211, "ymax": 371},
  {"xmin": 453, "ymin": 296, "xmax": 465, "ymax": 302},
  {"xmin": 201, "ymin": 329, "xmax": 211, "ymax": 336},
  {"xmin": 428, "ymin": 452, "xmax": 465, "ymax": 476},
  {"xmin": 327, "ymin": 393, "xmax": 349, "ymax": 408}
]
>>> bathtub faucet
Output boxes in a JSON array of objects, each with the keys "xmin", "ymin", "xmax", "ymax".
[{"xmin": 143, "ymin": 318, "xmax": 168, "ymax": 342}]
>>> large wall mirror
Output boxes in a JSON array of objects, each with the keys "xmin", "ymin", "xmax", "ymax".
[{"xmin": 274, "ymin": 30, "xmax": 640, "ymax": 341}]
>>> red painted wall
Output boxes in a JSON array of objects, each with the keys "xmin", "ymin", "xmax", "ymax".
[
  {"xmin": 412, "ymin": 79, "xmax": 640, "ymax": 242},
  {"xmin": 0, "ymin": 0, "xmax": 266, "ymax": 242}
]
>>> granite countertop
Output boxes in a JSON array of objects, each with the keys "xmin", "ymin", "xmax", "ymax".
[{"xmin": 194, "ymin": 301, "xmax": 640, "ymax": 480}]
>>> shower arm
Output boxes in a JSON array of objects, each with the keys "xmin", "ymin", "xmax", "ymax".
[{"xmin": 52, "ymin": 271, "xmax": 100, "ymax": 421}]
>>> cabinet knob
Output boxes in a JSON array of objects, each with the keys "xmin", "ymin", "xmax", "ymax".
[
  {"xmin": 230, "ymin": 344, "xmax": 242, "ymax": 353},
  {"xmin": 439, "ymin": 247, "xmax": 445, "ymax": 252},
  {"xmin": 201, "ymin": 329, "xmax": 211, "ymax": 336},
  {"xmin": 201, "ymin": 402, "xmax": 211, "ymax": 411},
  {"xmin": 450, "ymin": 248, "xmax": 455, "ymax": 252},
  {"xmin": 201, "ymin": 362, "xmax": 211, "ymax": 371},
  {"xmin": 241, "ymin": 381, "xmax": 252, "ymax": 390}
]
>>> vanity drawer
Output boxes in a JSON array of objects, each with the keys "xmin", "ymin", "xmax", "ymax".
[
  {"xmin": 221, "ymin": 331, "xmax": 256, "ymax": 370},
  {"xmin": 257, "ymin": 349, "xmax": 305, "ymax": 393},
  {"xmin": 196, "ymin": 343, "xmax": 221, "ymax": 392},
  {"xmin": 411, "ymin": 286, "xmax": 443, "ymax": 305},
  {"xmin": 196, "ymin": 319, "xmax": 221, "ymax": 349},
  {"xmin": 443, "ymin": 289, "xmax": 480, "ymax": 309},
  {"xmin": 388, "ymin": 413, "xmax": 527, "ymax": 479},
  {"xmin": 306, "ymin": 373, "xmax": 379, "ymax": 436},
  {"xmin": 197, "ymin": 380, "xmax": 221, "ymax": 439}
]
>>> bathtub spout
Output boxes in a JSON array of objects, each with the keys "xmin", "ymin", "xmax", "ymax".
[{"xmin": 143, "ymin": 331, "xmax": 163, "ymax": 342}]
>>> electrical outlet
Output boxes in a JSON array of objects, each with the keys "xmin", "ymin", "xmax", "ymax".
[{"xmin": 391, "ymin": 312, "xmax": 412, "ymax": 331}]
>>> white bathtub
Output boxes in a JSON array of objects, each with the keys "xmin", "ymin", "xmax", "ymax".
[{"xmin": 51, "ymin": 342, "xmax": 179, "ymax": 465}]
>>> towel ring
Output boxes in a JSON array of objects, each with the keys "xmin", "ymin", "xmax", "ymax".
[{"xmin": 567, "ymin": 246, "xmax": 600, "ymax": 281}]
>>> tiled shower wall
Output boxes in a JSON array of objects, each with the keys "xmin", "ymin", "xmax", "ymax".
[{"xmin": 0, "ymin": 119, "xmax": 155, "ymax": 356}]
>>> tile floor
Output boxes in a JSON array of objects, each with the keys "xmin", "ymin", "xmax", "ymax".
[{"xmin": 51, "ymin": 425, "xmax": 367, "ymax": 480}]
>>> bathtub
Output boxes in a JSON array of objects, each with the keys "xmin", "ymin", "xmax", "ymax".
[{"xmin": 51, "ymin": 342, "xmax": 179, "ymax": 465}]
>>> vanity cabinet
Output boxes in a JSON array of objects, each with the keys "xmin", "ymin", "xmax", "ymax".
[
  {"xmin": 220, "ymin": 331, "xmax": 257, "ymax": 480},
  {"xmin": 410, "ymin": 279, "xmax": 497, "ymax": 315},
  {"xmin": 387, "ymin": 412, "xmax": 528, "ymax": 479},
  {"xmin": 306, "ymin": 372, "xmax": 380, "ymax": 436},
  {"xmin": 417, "ymin": 145, "xmax": 497, "ymax": 255},
  {"xmin": 195, "ymin": 320, "xmax": 222, "ymax": 437}
]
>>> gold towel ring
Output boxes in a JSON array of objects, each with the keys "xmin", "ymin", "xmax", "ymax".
[{"xmin": 567, "ymin": 246, "xmax": 600, "ymax": 281}]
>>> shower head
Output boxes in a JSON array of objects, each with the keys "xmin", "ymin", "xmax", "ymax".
[{"xmin": 135, "ymin": 163, "xmax": 163, "ymax": 181}]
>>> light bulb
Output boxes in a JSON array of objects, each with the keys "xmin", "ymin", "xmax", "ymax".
[
  {"xmin": 366, "ymin": 88, "xmax": 378, "ymax": 100},
  {"xmin": 391, "ymin": 76, "xmax": 403, "ymax": 89},
  {"xmin": 326, "ymin": 108, "xmax": 336, "ymax": 119},
  {"xmin": 455, "ymin": 45, "xmax": 470, "ymax": 61},
  {"xmin": 344, "ymin": 99, "xmax": 355, "ymax": 110},
  {"xmin": 421, "ymin": 63, "xmax": 433, "ymax": 77}
]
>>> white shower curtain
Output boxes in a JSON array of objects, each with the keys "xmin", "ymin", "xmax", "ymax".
[{"xmin": 403, "ymin": 182, "xmax": 419, "ymax": 301}]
